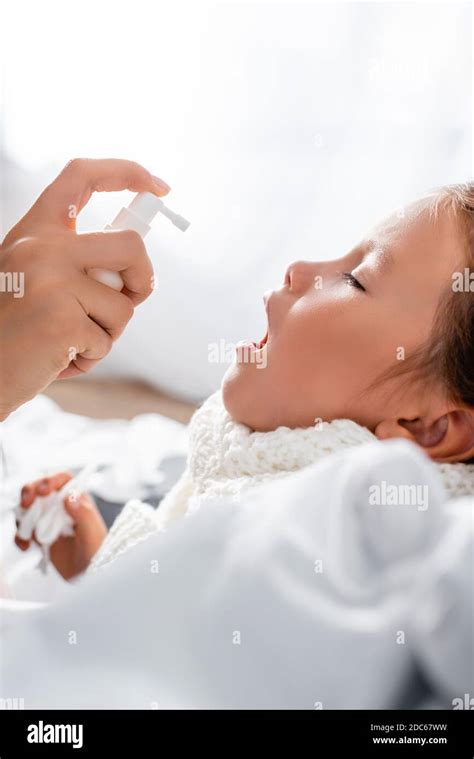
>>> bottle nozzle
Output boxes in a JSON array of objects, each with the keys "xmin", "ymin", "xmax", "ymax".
[{"xmin": 128, "ymin": 192, "xmax": 190, "ymax": 232}]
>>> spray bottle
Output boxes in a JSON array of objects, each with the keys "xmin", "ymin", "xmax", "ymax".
[{"xmin": 89, "ymin": 192, "xmax": 190, "ymax": 290}]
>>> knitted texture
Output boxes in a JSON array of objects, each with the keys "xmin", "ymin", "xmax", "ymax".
[{"xmin": 88, "ymin": 391, "xmax": 474, "ymax": 574}]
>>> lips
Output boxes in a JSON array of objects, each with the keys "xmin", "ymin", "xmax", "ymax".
[
  {"xmin": 252, "ymin": 293, "xmax": 271, "ymax": 349},
  {"xmin": 236, "ymin": 293, "xmax": 271, "ymax": 360},
  {"xmin": 252, "ymin": 331, "xmax": 268, "ymax": 350}
]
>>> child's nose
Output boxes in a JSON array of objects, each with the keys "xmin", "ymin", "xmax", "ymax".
[{"xmin": 285, "ymin": 261, "xmax": 321, "ymax": 294}]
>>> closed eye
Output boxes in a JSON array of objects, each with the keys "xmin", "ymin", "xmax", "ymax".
[{"xmin": 342, "ymin": 272, "xmax": 366, "ymax": 292}]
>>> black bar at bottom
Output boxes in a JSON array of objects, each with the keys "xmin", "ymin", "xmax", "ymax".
[{"xmin": 0, "ymin": 709, "xmax": 473, "ymax": 757}]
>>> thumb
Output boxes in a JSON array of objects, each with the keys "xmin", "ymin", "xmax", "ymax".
[{"xmin": 64, "ymin": 491, "xmax": 107, "ymax": 546}]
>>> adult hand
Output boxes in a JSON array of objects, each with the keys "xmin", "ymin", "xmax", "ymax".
[{"xmin": 0, "ymin": 158, "xmax": 170, "ymax": 420}]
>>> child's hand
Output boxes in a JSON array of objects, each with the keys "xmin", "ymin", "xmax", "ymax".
[{"xmin": 15, "ymin": 472, "xmax": 108, "ymax": 580}]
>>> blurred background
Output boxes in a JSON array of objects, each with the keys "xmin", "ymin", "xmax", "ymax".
[{"xmin": 0, "ymin": 0, "xmax": 472, "ymax": 414}]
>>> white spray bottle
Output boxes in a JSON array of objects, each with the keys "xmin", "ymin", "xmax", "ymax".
[{"xmin": 89, "ymin": 192, "xmax": 190, "ymax": 290}]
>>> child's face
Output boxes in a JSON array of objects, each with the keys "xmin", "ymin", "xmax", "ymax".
[{"xmin": 222, "ymin": 199, "xmax": 464, "ymax": 431}]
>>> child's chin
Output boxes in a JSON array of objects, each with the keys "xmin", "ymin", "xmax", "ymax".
[
  {"xmin": 221, "ymin": 366, "xmax": 275, "ymax": 431},
  {"xmin": 222, "ymin": 365, "xmax": 257, "ymax": 427},
  {"xmin": 221, "ymin": 364, "xmax": 244, "ymax": 417}
]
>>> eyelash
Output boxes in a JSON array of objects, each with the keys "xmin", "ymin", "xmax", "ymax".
[{"xmin": 342, "ymin": 272, "xmax": 366, "ymax": 291}]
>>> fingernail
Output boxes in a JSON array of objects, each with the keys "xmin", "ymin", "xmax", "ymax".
[{"xmin": 152, "ymin": 175, "xmax": 171, "ymax": 193}]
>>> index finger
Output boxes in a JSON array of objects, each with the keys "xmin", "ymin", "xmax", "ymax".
[{"xmin": 29, "ymin": 158, "xmax": 171, "ymax": 229}]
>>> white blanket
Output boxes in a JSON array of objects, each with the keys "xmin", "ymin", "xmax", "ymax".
[{"xmin": 1, "ymin": 438, "xmax": 472, "ymax": 708}]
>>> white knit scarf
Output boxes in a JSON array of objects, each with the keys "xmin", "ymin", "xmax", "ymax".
[{"xmin": 88, "ymin": 391, "xmax": 474, "ymax": 574}]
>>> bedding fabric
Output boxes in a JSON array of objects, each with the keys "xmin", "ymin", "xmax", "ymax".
[{"xmin": 1, "ymin": 438, "xmax": 472, "ymax": 709}]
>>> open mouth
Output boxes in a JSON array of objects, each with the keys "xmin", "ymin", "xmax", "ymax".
[
  {"xmin": 236, "ymin": 294, "xmax": 270, "ymax": 362},
  {"xmin": 250, "ymin": 292, "xmax": 271, "ymax": 350},
  {"xmin": 252, "ymin": 331, "xmax": 268, "ymax": 350}
]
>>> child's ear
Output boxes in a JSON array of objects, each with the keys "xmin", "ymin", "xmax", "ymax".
[{"xmin": 374, "ymin": 409, "xmax": 474, "ymax": 462}]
